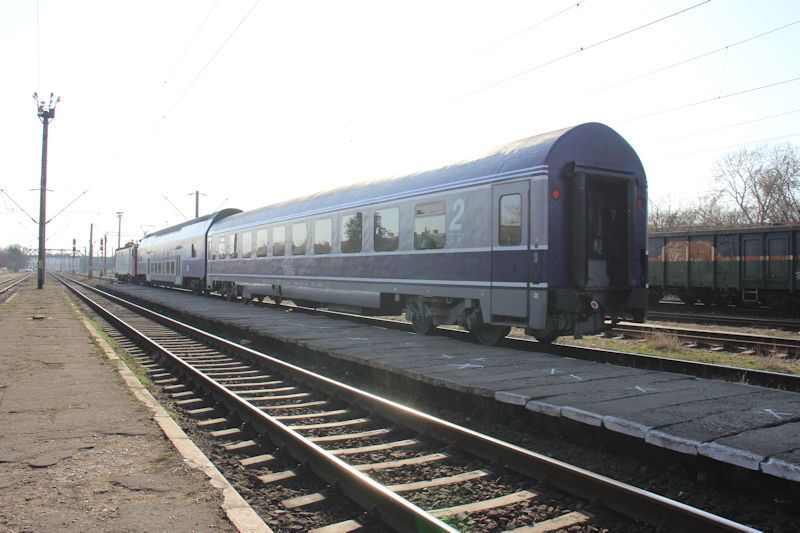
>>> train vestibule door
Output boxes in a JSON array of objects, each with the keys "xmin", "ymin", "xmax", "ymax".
[
  {"xmin": 175, "ymin": 254, "xmax": 182, "ymax": 286},
  {"xmin": 490, "ymin": 181, "xmax": 530, "ymax": 322}
]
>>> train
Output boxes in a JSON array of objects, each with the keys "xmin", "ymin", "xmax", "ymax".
[
  {"xmin": 113, "ymin": 122, "xmax": 649, "ymax": 344},
  {"xmin": 648, "ymin": 225, "xmax": 800, "ymax": 309}
]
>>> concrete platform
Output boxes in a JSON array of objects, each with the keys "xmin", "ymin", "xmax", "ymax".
[
  {"xmin": 103, "ymin": 283, "xmax": 800, "ymax": 483},
  {"xmin": 0, "ymin": 281, "xmax": 240, "ymax": 532}
]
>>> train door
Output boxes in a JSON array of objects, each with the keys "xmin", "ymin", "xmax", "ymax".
[
  {"xmin": 490, "ymin": 181, "xmax": 529, "ymax": 322},
  {"xmin": 175, "ymin": 254, "xmax": 182, "ymax": 286},
  {"xmin": 584, "ymin": 178, "xmax": 628, "ymax": 288},
  {"xmin": 766, "ymin": 234, "xmax": 789, "ymax": 287}
]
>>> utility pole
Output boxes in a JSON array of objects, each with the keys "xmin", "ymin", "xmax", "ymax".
[
  {"xmin": 116, "ymin": 211, "xmax": 123, "ymax": 249},
  {"xmin": 72, "ymin": 238, "xmax": 76, "ymax": 275},
  {"xmin": 88, "ymin": 223, "xmax": 93, "ymax": 279},
  {"xmin": 189, "ymin": 190, "xmax": 206, "ymax": 218},
  {"xmin": 102, "ymin": 234, "xmax": 107, "ymax": 277},
  {"xmin": 34, "ymin": 91, "xmax": 60, "ymax": 289}
]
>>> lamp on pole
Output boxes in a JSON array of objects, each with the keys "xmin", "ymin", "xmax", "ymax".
[
  {"xmin": 34, "ymin": 91, "xmax": 60, "ymax": 289},
  {"xmin": 116, "ymin": 211, "xmax": 124, "ymax": 249}
]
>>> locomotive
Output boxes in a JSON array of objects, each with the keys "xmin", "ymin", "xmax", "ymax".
[{"xmin": 114, "ymin": 122, "xmax": 649, "ymax": 344}]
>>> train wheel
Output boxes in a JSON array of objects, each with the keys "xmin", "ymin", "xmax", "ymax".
[
  {"xmin": 406, "ymin": 300, "xmax": 434, "ymax": 335},
  {"xmin": 472, "ymin": 325, "xmax": 510, "ymax": 346}
]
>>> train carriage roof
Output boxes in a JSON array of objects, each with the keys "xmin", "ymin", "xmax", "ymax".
[
  {"xmin": 211, "ymin": 122, "xmax": 644, "ymax": 233},
  {"xmin": 139, "ymin": 208, "xmax": 241, "ymax": 250}
]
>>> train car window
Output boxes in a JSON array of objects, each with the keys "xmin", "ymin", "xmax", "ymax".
[
  {"xmin": 218, "ymin": 236, "xmax": 227, "ymax": 259},
  {"xmin": 191, "ymin": 243, "xmax": 197, "ymax": 258},
  {"xmin": 499, "ymin": 194, "xmax": 522, "ymax": 246},
  {"xmin": 292, "ymin": 223, "xmax": 307, "ymax": 255},
  {"xmin": 230, "ymin": 234, "xmax": 238, "ymax": 259},
  {"xmin": 256, "ymin": 229, "xmax": 268, "ymax": 257},
  {"xmin": 314, "ymin": 219, "xmax": 332, "ymax": 254},
  {"xmin": 171, "ymin": 261, "xmax": 175, "ymax": 274},
  {"xmin": 414, "ymin": 201, "xmax": 446, "ymax": 250},
  {"xmin": 208, "ymin": 239, "xmax": 213, "ymax": 260},
  {"xmin": 374, "ymin": 208, "xmax": 400, "ymax": 252},
  {"xmin": 341, "ymin": 212, "xmax": 362, "ymax": 253},
  {"xmin": 242, "ymin": 232, "xmax": 252, "ymax": 258},
  {"xmin": 273, "ymin": 226, "xmax": 286, "ymax": 256}
]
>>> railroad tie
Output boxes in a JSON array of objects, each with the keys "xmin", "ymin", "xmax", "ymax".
[
  {"xmin": 429, "ymin": 490, "xmax": 538, "ymax": 519},
  {"xmin": 505, "ymin": 511, "xmax": 592, "ymax": 532}
]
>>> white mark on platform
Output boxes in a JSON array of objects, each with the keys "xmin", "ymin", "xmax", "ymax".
[
  {"xmin": 454, "ymin": 363, "xmax": 484, "ymax": 370},
  {"xmin": 471, "ymin": 357, "xmax": 486, "ymax": 362},
  {"xmin": 549, "ymin": 368, "xmax": 560, "ymax": 375},
  {"xmin": 627, "ymin": 385, "xmax": 657, "ymax": 393},
  {"xmin": 441, "ymin": 354, "xmax": 455, "ymax": 359},
  {"xmin": 569, "ymin": 374, "xmax": 584, "ymax": 381},
  {"xmin": 347, "ymin": 337, "xmax": 369, "ymax": 341},
  {"xmin": 763, "ymin": 409, "xmax": 795, "ymax": 420}
]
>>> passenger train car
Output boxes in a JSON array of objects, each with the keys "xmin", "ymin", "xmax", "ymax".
[
  {"xmin": 115, "ymin": 122, "xmax": 648, "ymax": 344},
  {"xmin": 134, "ymin": 209, "xmax": 241, "ymax": 291}
]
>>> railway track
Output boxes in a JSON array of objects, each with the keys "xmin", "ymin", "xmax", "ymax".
[
  {"xmin": 647, "ymin": 309, "xmax": 800, "ymax": 332},
  {"xmin": 608, "ymin": 321, "xmax": 800, "ymax": 358},
  {"xmin": 0, "ymin": 273, "xmax": 31, "ymax": 300},
  {"xmin": 57, "ymin": 274, "xmax": 757, "ymax": 532}
]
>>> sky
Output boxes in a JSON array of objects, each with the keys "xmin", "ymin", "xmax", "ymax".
[{"xmin": 1, "ymin": 0, "xmax": 799, "ymax": 253}]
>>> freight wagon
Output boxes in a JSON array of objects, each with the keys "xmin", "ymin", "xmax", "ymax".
[{"xmin": 648, "ymin": 225, "xmax": 800, "ymax": 308}]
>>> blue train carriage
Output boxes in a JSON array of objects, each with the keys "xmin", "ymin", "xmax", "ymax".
[
  {"xmin": 206, "ymin": 122, "xmax": 647, "ymax": 344},
  {"xmin": 137, "ymin": 208, "xmax": 241, "ymax": 291}
]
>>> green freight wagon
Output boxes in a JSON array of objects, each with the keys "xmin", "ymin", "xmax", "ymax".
[{"xmin": 648, "ymin": 225, "xmax": 800, "ymax": 308}]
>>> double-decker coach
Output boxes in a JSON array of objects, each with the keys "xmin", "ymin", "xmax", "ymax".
[
  {"xmin": 204, "ymin": 122, "xmax": 648, "ymax": 344},
  {"xmin": 137, "ymin": 208, "xmax": 240, "ymax": 292}
]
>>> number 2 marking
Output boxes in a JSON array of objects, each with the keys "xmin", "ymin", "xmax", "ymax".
[{"xmin": 450, "ymin": 199, "xmax": 464, "ymax": 231}]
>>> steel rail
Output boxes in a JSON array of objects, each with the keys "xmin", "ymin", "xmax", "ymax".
[
  {"xmin": 56, "ymin": 275, "xmax": 456, "ymax": 533},
  {"xmin": 647, "ymin": 310, "xmax": 800, "ymax": 331},
  {"xmin": 0, "ymin": 273, "xmax": 32, "ymax": 295},
  {"xmin": 61, "ymin": 275, "xmax": 758, "ymax": 533},
  {"xmin": 610, "ymin": 322, "xmax": 800, "ymax": 356}
]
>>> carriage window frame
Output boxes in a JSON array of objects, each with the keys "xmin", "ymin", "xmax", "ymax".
[
  {"xmin": 218, "ymin": 236, "xmax": 227, "ymax": 259},
  {"xmin": 374, "ymin": 207, "xmax": 400, "ymax": 252},
  {"xmin": 256, "ymin": 229, "xmax": 268, "ymax": 257},
  {"xmin": 230, "ymin": 233, "xmax": 239, "ymax": 259},
  {"xmin": 191, "ymin": 243, "xmax": 197, "ymax": 258},
  {"xmin": 242, "ymin": 231, "xmax": 252, "ymax": 258},
  {"xmin": 272, "ymin": 226, "xmax": 286, "ymax": 256},
  {"xmin": 499, "ymin": 194, "xmax": 522, "ymax": 246},
  {"xmin": 413, "ymin": 201, "xmax": 446, "ymax": 250},
  {"xmin": 292, "ymin": 222, "xmax": 307, "ymax": 256},
  {"xmin": 314, "ymin": 218, "xmax": 332, "ymax": 255},
  {"xmin": 341, "ymin": 212, "xmax": 362, "ymax": 253}
]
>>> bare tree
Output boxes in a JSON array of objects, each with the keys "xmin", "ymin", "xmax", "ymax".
[{"xmin": 711, "ymin": 143, "xmax": 800, "ymax": 224}]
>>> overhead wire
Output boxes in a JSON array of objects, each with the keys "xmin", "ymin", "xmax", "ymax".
[
  {"xmin": 568, "ymin": 18, "xmax": 800, "ymax": 102},
  {"xmin": 161, "ymin": 0, "xmax": 220, "ymax": 87},
  {"xmin": 440, "ymin": 0, "xmax": 711, "ymax": 107},
  {"xmin": 649, "ymin": 131, "xmax": 800, "ymax": 161},
  {"xmin": 162, "ymin": 0, "xmax": 262, "ymax": 120},
  {"xmin": 645, "ymin": 108, "xmax": 800, "ymax": 145},
  {"xmin": 472, "ymin": 0, "xmax": 591, "ymax": 58},
  {"xmin": 616, "ymin": 74, "xmax": 800, "ymax": 124}
]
